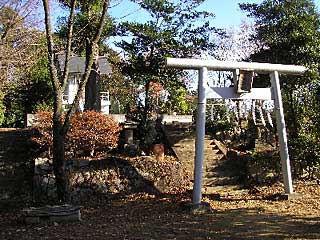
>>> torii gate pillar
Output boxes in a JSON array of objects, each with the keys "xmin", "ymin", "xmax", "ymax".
[
  {"xmin": 193, "ymin": 67, "xmax": 208, "ymax": 204},
  {"xmin": 270, "ymin": 71, "xmax": 293, "ymax": 193}
]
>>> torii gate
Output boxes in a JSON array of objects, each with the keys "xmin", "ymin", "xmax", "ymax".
[{"xmin": 166, "ymin": 58, "xmax": 306, "ymax": 205}]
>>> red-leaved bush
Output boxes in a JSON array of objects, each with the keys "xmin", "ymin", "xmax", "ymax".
[
  {"xmin": 31, "ymin": 111, "xmax": 53, "ymax": 153},
  {"xmin": 68, "ymin": 111, "xmax": 121, "ymax": 155},
  {"xmin": 32, "ymin": 111, "xmax": 122, "ymax": 157}
]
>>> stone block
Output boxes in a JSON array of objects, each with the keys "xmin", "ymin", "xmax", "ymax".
[
  {"xmin": 181, "ymin": 201, "xmax": 212, "ymax": 214},
  {"xmin": 280, "ymin": 192, "xmax": 302, "ymax": 200}
]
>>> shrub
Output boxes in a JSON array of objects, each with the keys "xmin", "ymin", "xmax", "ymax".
[
  {"xmin": 32, "ymin": 111, "xmax": 122, "ymax": 157},
  {"xmin": 289, "ymin": 134, "xmax": 320, "ymax": 179},
  {"xmin": 31, "ymin": 111, "xmax": 53, "ymax": 154},
  {"xmin": 69, "ymin": 111, "xmax": 122, "ymax": 155}
]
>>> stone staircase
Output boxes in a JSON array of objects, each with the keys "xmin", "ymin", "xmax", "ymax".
[
  {"xmin": 202, "ymin": 140, "xmax": 240, "ymax": 194},
  {"xmin": 163, "ymin": 123, "xmax": 242, "ymax": 195},
  {"xmin": 0, "ymin": 129, "xmax": 33, "ymax": 210}
]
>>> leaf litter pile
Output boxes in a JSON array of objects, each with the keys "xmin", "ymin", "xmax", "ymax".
[{"xmin": 0, "ymin": 178, "xmax": 319, "ymax": 240}]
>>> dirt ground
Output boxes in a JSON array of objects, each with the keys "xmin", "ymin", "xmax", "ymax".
[
  {"xmin": 1, "ymin": 128, "xmax": 319, "ymax": 239},
  {"xmin": 0, "ymin": 180, "xmax": 319, "ymax": 240}
]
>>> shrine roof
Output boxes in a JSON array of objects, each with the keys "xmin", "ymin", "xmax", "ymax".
[{"xmin": 56, "ymin": 54, "xmax": 111, "ymax": 75}]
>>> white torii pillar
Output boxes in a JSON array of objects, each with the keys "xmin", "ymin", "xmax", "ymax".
[
  {"xmin": 193, "ymin": 67, "xmax": 208, "ymax": 204},
  {"xmin": 166, "ymin": 58, "xmax": 306, "ymax": 205}
]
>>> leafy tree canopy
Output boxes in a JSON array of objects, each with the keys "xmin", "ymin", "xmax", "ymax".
[
  {"xmin": 57, "ymin": 0, "xmax": 115, "ymax": 55},
  {"xmin": 241, "ymin": 0, "xmax": 320, "ymax": 175},
  {"xmin": 0, "ymin": 1, "xmax": 48, "ymax": 127},
  {"xmin": 240, "ymin": 0, "xmax": 320, "ymax": 88},
  {"xmin": 116, "ymin": 0, "xmax": 218, "ymax": 116}
]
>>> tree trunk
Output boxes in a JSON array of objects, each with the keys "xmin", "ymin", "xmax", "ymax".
[
  {"xmin": 85, "ymin": 64, "xmax": 100, "ymax": 111},
  {"xmin": 287, "ymin": 90, "xmax": 299, "ymax": 139},
  {"xmin": 84, "ymin": 40, "xmax": 100, "ymax": 111},
  {"xmin": 144, "ymin": 79, "xmax": 151, "ymax": 122},
  {"xmin": 42, "ymin": 0, "xmax": 110, "ymax": 203},
  {"xmin": 52, "ymin": 92, "xmax": 69, "ymax": 203}
]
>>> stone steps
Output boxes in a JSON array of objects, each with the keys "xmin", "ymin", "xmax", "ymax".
[
  {"xmin": 164, "ymin": 124, "xmax": 241, "ymax": 195},
  {"xmin": 202, "ymin": 139, "xmax": 239, "ymax": 192}
]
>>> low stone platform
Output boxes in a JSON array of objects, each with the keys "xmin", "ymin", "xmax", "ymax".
[{"xmin": 23, "ymin": 204, "xmax": 81, "ymax": 224}]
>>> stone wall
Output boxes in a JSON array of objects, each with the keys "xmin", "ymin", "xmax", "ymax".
[
  {"xmin": 34, "ymin": 155, "xmax": 190, "ymax": 203},
  {"xmin": 26, "ymin": 113, "xmax": 127, "ymax": 127}
]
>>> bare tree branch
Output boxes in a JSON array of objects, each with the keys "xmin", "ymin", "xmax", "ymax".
[
  {"xmin": 109, "ymin": 0, "xmax": 122, "ymax": 9},
  {"xmin": 61, "ymin": 0, "xmax": 76, "ymax": 90},
  {"xmin": 42, "ymin": 0, "xmax": 60, "ymax": 92},
  {"xmin": 63, "ymin": 0, "xmax": 110, "ymax": 134},
  {"xmin": 0, "ymin": 0, "xmax": 43, "ymax": 86}
]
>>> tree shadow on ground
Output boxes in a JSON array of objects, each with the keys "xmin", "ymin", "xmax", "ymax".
[
  {"xmin": 81, "ymin": 194, "xmax": 320, "ymax": 240},
  {"xmin": 0, "ymin": 193, "xmax": 319, "ymax": 239}
]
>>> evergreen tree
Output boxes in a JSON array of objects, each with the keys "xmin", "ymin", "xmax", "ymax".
[
  {"xmin": 240, "ymin": 0, "xmax": 320, "ymax": 176},
  {"xmin": 116, "ymin": 0, "xmax": 218, "ymax": 120}
]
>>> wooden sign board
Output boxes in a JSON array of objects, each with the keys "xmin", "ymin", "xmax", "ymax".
[{"xmin": 205, "ymin": 87, "xmax": 274, "ymax": 100}]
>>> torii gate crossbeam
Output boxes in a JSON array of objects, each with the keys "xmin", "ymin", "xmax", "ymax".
[{"xmin": 166, "ymin": 58, "xmax": 307, "ymax": 205}]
